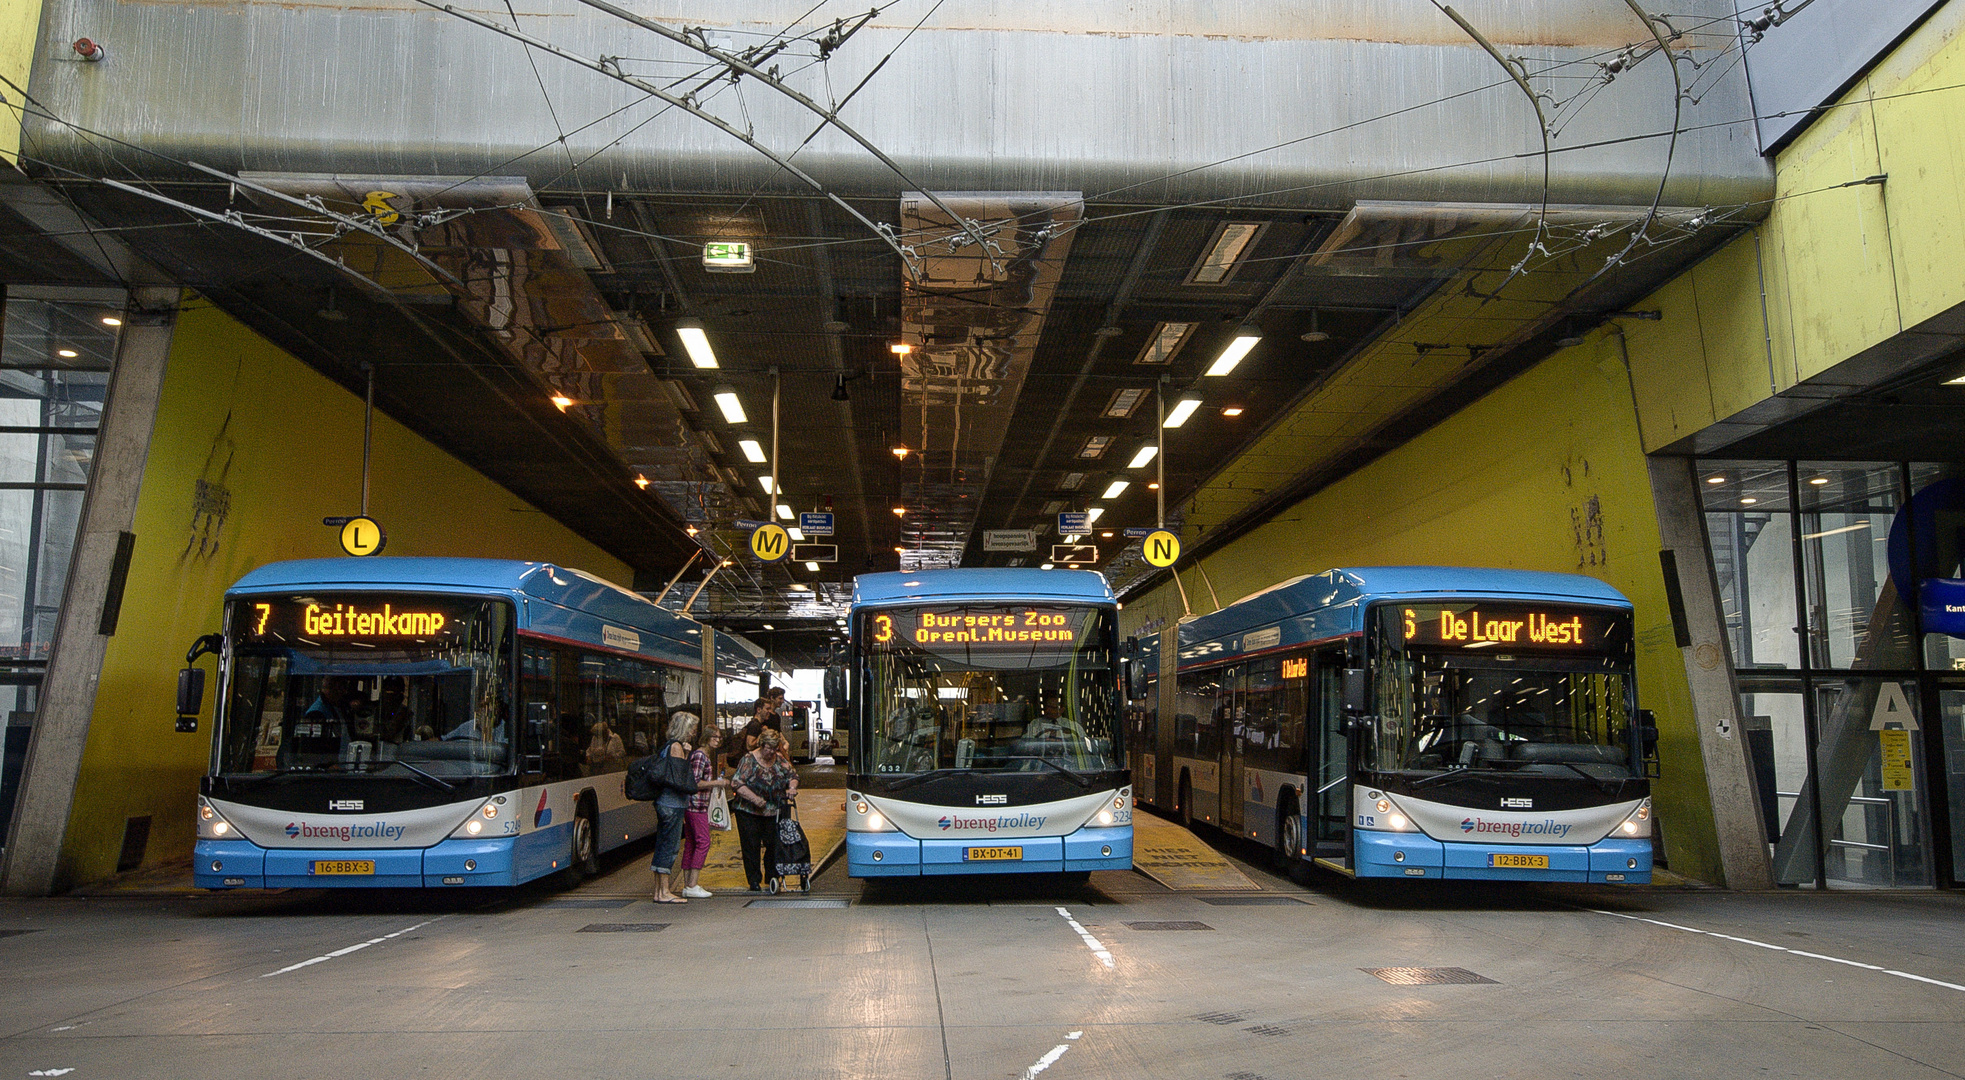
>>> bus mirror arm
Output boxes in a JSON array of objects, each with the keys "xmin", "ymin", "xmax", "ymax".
[
  {"xmin": 175, "ymin": 633, "xmax": 224, "ymax": 733},
  {"xmin": 1341, "ymin": 668, "xmax": 1369, "ymax": 715},
  {"xmin": 1635, "ymin": 709, "xmax": 1661, "ymax": 776}
]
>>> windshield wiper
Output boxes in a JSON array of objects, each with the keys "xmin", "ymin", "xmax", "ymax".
[
  {"xmin": 882, "ymin": 769, "xmax": 959, "ymax": 792},
  {"xmin": 1013, "ymin": 757, "xmax": 1093, "ymax": 788},
  {"xmin": 1408, "ymin": 768, "xmax": 1483, "ymax": 790},
  {"xmin": 1545, "ymin": 759, "xmax": 1621, "ymax": 794},
  {"xmin": 385, "ymin": 760, "xmax": 454, "ymax": 790}
]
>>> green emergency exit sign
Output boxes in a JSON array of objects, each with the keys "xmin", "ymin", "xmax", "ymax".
[{"xmin": 702, "ymin": 241, "xmax": 755, "ymax": 273}]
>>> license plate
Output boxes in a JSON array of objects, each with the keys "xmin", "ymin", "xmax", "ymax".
[
  {"xmin": 311, "ymin": 860, "xmax": 375, "ymax": 875},
  {"xmin": 1489, "ymin": 853, "xmax": 1549, "ymax": 869},
  {"xmin": 964, "ymin": 846, "xmax": 1022, "ymax": 862}
]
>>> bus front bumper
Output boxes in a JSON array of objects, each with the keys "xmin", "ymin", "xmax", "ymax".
[
  {"xmin": 1354, "ymin": 830, "xmax": 1652, "ymax": 883},
  {"xmin": 194, "ymin": 836, "xmax": 520, "ymax": 888},
  {"xmin": 848, "ymin": 826, "xmax": 1133, "ymax": 877}
]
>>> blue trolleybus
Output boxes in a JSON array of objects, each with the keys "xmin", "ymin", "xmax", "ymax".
[
  {"xmin": 1126, "ymin": 567, "xmax": 1657, "ymax": 883},
  {"xmin": 840, "ymin": 569, "xmax": 1133, "ymax": 879},
  {"xmin": 186, "ymin": 558, "xmax": 760, "ymax": 890}
]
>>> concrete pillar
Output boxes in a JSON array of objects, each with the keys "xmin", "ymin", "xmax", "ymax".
[
  {"xmin": 1, "ymin": 287, "xmax": 178, "ymax": 896},
  {"xmin": 1647, "ymin": 455, "xmax": 1775, "ymax": 890}
]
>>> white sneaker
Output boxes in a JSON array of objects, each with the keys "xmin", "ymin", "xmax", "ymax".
[{"xmin": 681, "ymin": 885, "xmax": 713, "ymax": 899}]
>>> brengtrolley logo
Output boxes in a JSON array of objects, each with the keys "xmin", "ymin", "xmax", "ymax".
[
  {"xmin": 282, "ymin": 820, "xmax": 407, "ymax": 842},
  {"xmin": 1460, "ymin": 816, "xmax": 1571, "ymax": 839},
  {"xmin": 937, "ymin": 812, "xmax": 1048, "ymax": 833}
]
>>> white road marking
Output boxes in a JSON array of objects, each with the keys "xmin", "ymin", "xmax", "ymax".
[
  {"xmin": 1055, "ymin": 907, "xmax": 1113, "ymax": 969},
  {"xmin": 1593, "ymin": 909, "xmax": 1965, "ymax": 992},
  {"xmin": 1020, "ymin": 1042, "xmax": 1071, "ymax": 1079},
  {"xmin": 261, "ymin": 917, "xmax": 445, "ymax": 977},
  {"xmin": 29, "ymin": 1069, "xmax": 76, "ymax": 1076}
]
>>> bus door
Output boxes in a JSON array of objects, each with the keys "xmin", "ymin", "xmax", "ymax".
[
  {"xmin": 1222, "ymin": 665, "xmax": 1246, "ymax": 833},
  {"xmin": 1311, "ymin": 650, "xmax": 1351, "ymax": 865}
]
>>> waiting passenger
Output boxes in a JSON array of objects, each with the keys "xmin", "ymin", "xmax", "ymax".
[{"xmin": 730, "ymin": 729, "xmax": 798, "ymax": 892}]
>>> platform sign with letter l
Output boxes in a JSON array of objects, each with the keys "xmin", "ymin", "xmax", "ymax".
[
  {"xmin": 984, "ymin": 529, "xmax": 1037, "ymax": 552},
  {"xmin": 799, "ymin": 512, "xmax": 835, "ymax": 536}
]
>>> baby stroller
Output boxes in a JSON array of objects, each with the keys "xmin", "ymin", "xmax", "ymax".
[{"xmin": 769, "ymin": 797, "xmax": 812, "ymax": 893}]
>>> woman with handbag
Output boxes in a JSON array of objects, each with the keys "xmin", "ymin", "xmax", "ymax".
[
  {"xmin": 730, "ymin": 728, "xmax": 799, "ymax": 892},
  {"xmin": 650, "ymin": 714, "xmax": 721, "ymax": 904},
  {"xmin": 678, "ymin": 720, "xmax": 731, "ymax": 899}
]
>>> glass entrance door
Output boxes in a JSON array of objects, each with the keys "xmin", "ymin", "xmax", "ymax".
[{"xmin": 1939, "ymin": 684, "xmax": 1965, "ymax": 885}]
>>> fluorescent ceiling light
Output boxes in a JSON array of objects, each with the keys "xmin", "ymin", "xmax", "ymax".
[
  {"xmin": 739, "ymin": 439, "xmax": 766, "ymax": 463},
  {"xmin": 1103, "ymin": 387, "xmax": 1148, "ymax": 418},
  {"xmin": 714, "ymin": 390, "xmax": 747, "ymax": 424},
  {"xmin": 1101, "ymin": 480, "xmax": 1129, "ymax": 499},
  {"xmin": 1127, "ymin": 445, "xmax": 1158, "ymax": 469},
  {"xmin": 1163, "ymin": 398, "xmax": 1202, "ymax": 427},
  {"xmin": 1078, "ymin": 435, "xmax": 1113, "ymax": 459},
  {"xmin": 788, "ymin": 527, "xmax": 805, "ymax": 541},
  {"xmin": 777, "ymin": 504, "xmax": 793, "ymax": 520},
  {"xmin": 1041, "ymin": 563, "xmax": 1055, "ymax": 570},
  {"xmin": 756, "ymin": 476, "xmax": 777, "ymax": 493},
  {"xmin": 1135, "ymin": 321, "xmax": 1195, "ymax": 365},
  {"xmin": 1058, "ymin": 473, "xmax": 1086, "ymax": 491},
  {"xmin": 1205, "ymin": 332, "xmax": 1261, "ymax": 376},
  {"xmin": 806, "ymin": 562, "xmax": 820, "ymax": 572},
  {"xmin": 677, "ymin": 324, "xmax": 718, "ymax": 368},
  {"xmin": 1085, "ymin": 507, "xmax": 1104, "ymax": 523},
  {"xmin": 1947, "ymin": 373, "xmax": 1965, "ymax": 385}
]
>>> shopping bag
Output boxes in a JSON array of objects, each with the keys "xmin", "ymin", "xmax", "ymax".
[
  {"xmin": 774, "ymin": 808, "xmax": 812, "ymax": 879},
  {"xmin": 707, "ymin": 786, "xmax": 733, "ymax": 831}
]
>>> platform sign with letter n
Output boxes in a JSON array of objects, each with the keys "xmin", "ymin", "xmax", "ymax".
[{"xmin": 1142, "ymin": 529, "xmax": 1180, "ymax": 568}]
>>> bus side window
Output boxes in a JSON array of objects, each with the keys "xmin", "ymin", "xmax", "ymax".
[{"xmin": 521, "ymin": 646, "xmax": 558, "ymax": 777}]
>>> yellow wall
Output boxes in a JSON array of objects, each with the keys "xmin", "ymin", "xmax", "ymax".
[
  {"xmin": 0, "ymin": 0, "xmax": 42, "ymax": 166},
  {"xmin": 1126, "ymin": 338, "xmax": 1722, "ymax": 883},
  {"xmin": 59, "ymin": 301, "xmax": 633, "ymax": 886},
  {"xmin": 1626, "ymin": 3, "xmax": 1965, "ymax": 450}
]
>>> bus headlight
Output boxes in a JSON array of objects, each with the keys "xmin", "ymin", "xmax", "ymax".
[
  {"xmin": 481, "ymin": 803, "xmax": 498, "ymax": 819},
  {"xmin": 1375, "ymin": 798, "xmax": 1392, "ymax": 814},
  {"xmin": 196, "ymin": 798, "xmax": 236, "ymax": 839},
  {"xmin": 1097, "ymin": 809, "xmax": 1114, "ymax": 826},
  {"xmin": 465, "ymin": 819, "xmax": 483, "ymax": 835},
  {"xmin": 851, "ymin": 797, "xmax": 894, "ymax": 832},
  {"xmin": 1618, "ymin": 799, "xmax": 1653, "ymax": 837},
  {"xmin": 1386, "ymin": 813, "xmax": 1411, "ymax": 831}
]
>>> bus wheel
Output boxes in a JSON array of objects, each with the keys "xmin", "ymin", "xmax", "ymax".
[
  {"xmin": 1176, "ymin": 773, "xmax": 1193, "ymax": 829},
  {"xmin": 569, "ymin": 810, "xmax": 599, "ymax": 880},
  {"xmin": 1278, "ymin": 806, "xmax": 1303, "ymax": 869}
]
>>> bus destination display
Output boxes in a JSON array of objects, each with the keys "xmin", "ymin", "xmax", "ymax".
[
  {"xmin": 233, "ymin": 594, "xmax": 479, "ymax": 644},
  {"xmin": 1400, "ymin": 604, "xmax": 1619, "ymax": 650},
  {"xmin": 866, "ymin": 608, "xmax": 1083, "ymax": 649}
]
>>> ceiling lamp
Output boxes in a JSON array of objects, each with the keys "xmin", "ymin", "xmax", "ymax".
[
  {"xmin": 777, "ymin": 504, "xmax": 794, "ymax": 520},
  {"xmin": 1085, "ymin": 507, "xmax": 1105, "ymax": 524},
  {"xmin": 757, "ymin": 476, "xmax": 778, "ymax": 494},
  {"xmin": 1101, "ymin": 480, "xmax": 1129, "ymax": 500},
  {"xmin": 892, "ymin": 506, "xmax": 906, "ymax": 516},
  {"xmin": 634, "ymin": 474, "xmax": 650, "ymax": 489},
  {"xmin": 101, "ymin": 315, "xmax": 123, "ymax": 327},
  {"xmin": 806, "ymin": 561, "xmax": 820, "ymax": 572},
  {"xmin": 1299, "ymin": 310, "xmax": 1330, "ymax": 343},
  {"xmin": 890, "ymin": 342, "xmax": 913, "ymax": 356},
  {"xmin": 1127, "ymin": 445, "xmax": 1158, "ymax": 469},
  {"xmin": 1221, "ymin": 406, "xmax": 1245, "ymax": 417},
  {"xmin": 788, "ymin": 527, "xmax": 805, "ymax": 540},
  {"xmin": 739, "ymin": 439, "xmax": 767, "ymax": 463},
  {"xmin": 892, "ymin": 446, "xmax": 910, "ymax": 460},
  {"xmin": 550, "ymin": 394, "xmax": 574, "ymax": 411},
  {"xmin": 713, "ymin": 387, "xmax": 747, "ymax": 424},
  {"xmin": 1205, "ymin": 329, "xmax": 1261, "ymax": 376},
  {"xmin": 686, "ymin": 524, "xmax": 699, "ymax": 535},
  {"xmin": 1163, "ymin": 397, "xmax": 1202, "ymax": 428},
  {"xmin": 676, "ymin": 320, "xmax": 718, "ymax": 369}
]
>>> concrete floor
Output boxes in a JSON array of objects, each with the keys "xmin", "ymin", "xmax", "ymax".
[{"xmin": 6, "ymin": 776, "xmax": 1965, "ymax": 1080}]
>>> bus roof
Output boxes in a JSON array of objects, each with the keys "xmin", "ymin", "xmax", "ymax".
[
  {"xmin": 225, "ymin": 557, "xmax": 762, "ymax": 672},
  {"xmin": 852, "ymin": 568, "xmax": 1115, "ymax": 608},
  {"xmin": 1166, "ymin": 566, "xmax": 1633, "ymax": 655}
]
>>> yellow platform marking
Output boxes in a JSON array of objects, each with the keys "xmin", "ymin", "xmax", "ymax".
[
  {"xmin": 697, "ymin": 790, "xmax": 844, "ymax": 890},
  {"xmin": 1131, "ymin": 811, "xmax": 1260, "ymax": 891}
]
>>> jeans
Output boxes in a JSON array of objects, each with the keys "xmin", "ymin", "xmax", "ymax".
[
  {"xmin": 651, "ymin": 804, "xmax": 687, "ymax": 874},
  {"xmin": 734, "ymin": 808, "xmax": 777, "ymax": 889},
  {"xmin": 682, "ymin": 809, "xmax": 712, "ymax": 872}
]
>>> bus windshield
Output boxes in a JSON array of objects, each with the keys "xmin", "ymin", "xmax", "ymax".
[
  {"xmin": 216, "ymin": 593, "xmax": 514, "ymax": 778},
  {"xmin": 1372, "ymin": 603, "xmax": 1636, "ymax": 780},
  {"xmin": 859, "ymin": 604, "xmax": 1121, "ymax": 775}
]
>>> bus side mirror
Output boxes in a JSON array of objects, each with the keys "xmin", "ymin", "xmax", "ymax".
[
  {"xmin": 824, "ymin": 666, "xmax": 848, "ymax": 710},
  {"xmin": 1341, "ymin": 669, "xmax": 1369, "ymax": 714},
  {"xmin": 176, "ymin": 667, "xmax": 205, "ymax": 732},
  {"xmin": 1635, "ymin": 709, "xmax": 1661, "ymax": 775}
]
